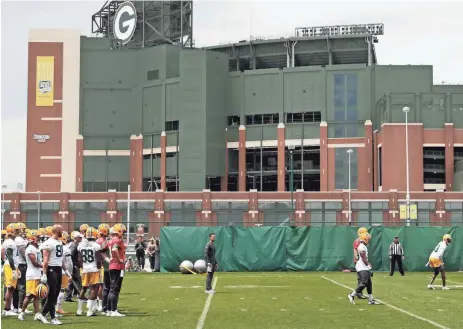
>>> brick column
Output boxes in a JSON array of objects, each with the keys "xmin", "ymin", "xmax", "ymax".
[
  {"xmin": 445, "ymin": 123, "xmax": 454, "ymax": 191},
  {"xmin": 104, "ymin": 191, "xmax": 118, "ymax": 226},
  {"xmin": 238, "ymin": 125, "xmax": 246, "ymax": 191},
  {"xmin": 75, "ymin": 135, "xmax": 84, "ymax": 192},
  {"xmin": 338, "ymin": 190, "xmax": 356, "ymax": 226},
  {"xmin": 198, "ymin": 189, "xmax": 216, "ymax": 226},
  {"xmin": 130, "ymin": 134, "xmax": 143, "ymax": 192},
  {"xmin": 432, "ymin": 190, "xmax": 449, "ymax": 225},
  {"xmin": 373, "ymin": 130, "xmax": 379, "ymax": 191},
  {"xmin": 244, "ymin": 190, "xmax": 261, "ymax": 226},
  {"xmin": 56, "ymin": 193, "xmax": 72, "ymax": 232},
  {"xmin": 364, "ymin": 120, "xmax": 373, "ymax": 191},
  {"xmin": 294, "ymin": 189, "xmax": 309, "ymax": 226},
  {"xmin": 386, "ymin": 190, "xmax": 400, "ymax": 226},
  {"xmin": 277, "ymin": 123, "xmax": 286, "ymax": 191},
  {"xmin": 5, "ymin": 193, "xmax": 21, "ymax": 225},
  {"xmin": 150, "ymin": 189, "xmax": 167, "ymax": 237},
  {"xmin": 160, "ymin": 131, "xmax": 167, "ymax": 191},
  {"xmin": 320, "ymin": 122, "xmax": 328, "ymax": 191},
  {"xmin": 221, "ymin": 128, "xmax": 229, "ymax": 191}
]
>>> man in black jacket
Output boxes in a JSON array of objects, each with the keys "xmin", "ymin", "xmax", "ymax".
[
  {"xmin": 135, "ymin": 237, "xmax": 146, "ymax": 270},
  {"xmin": 204, "ymin": 233, "xmax": 218, "ymax": 294},
  {"xmin": 65, "ymin": 232, "xmax": 83, "ymax": 302}
]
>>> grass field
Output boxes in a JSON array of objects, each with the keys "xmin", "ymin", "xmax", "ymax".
[{"xmin": 2, "ymin": 271, "xmax": 463, "ymax": 329}]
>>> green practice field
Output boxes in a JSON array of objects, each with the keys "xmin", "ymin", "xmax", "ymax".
[{"xmin": 2, "ymin": 272, "xmax": 463, "ymax": 329}]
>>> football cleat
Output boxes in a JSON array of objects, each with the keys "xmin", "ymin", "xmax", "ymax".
[
  {"xmin": 50, "ymin": 318, "xmax": 63, "ymax": 325},
  {"xmin": 442, "ymin": 286, "xmax": 450, "ymax": 290},
  {"xmin": 18, "ymin": 312, "xmax": 25, "ymax": 321},
  {"xmin": 24, "ymin": 309, "xmax": 33, "ymax": 314},
  {"xmin": 368, "ymin": 300, "xmax": 381, "ymax": 305},
  {"xmin": 347, "ymin": 294, "xmax": 355, "ymax": 305},
  {"xmin": 111, "ymin": 310, "xmax": 126, "ymax": 317},
  {"xmin": 36, "ymin": 313, "xmax": 49, "ymax": 323},
  {"xmin": 427, "ymin": 284, "xmax": 435, "ymax": 290},
  {"xmin": 87, "ymin": 311, "xmax": 97, "ymax": 317}
]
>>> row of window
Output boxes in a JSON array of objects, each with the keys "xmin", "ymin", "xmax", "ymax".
[
  {"xmin": 228, "ymin": 112, "xmax": 322, "ymax": 127},
  {"xmin": 16, "ymin": 201, "xmax": 451, "ymax": 212}
]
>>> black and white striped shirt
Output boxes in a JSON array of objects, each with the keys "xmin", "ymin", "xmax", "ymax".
[{"xmin": 389, "ymin": 242, "xmax": 404, "ymax": 256}]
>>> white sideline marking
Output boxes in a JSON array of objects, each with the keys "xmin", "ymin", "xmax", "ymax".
[
  {"xmin": 437, "ymin": 309, "xmax": 444, "ymax": 312},
  {"xmin": 272, "ymin": 297, "xmax": 277, "ymax": 300},
  {"xmin": 224, "ymin": 285, "xmax": 288, "ymax": 289},
  {"xmin": 427, "ymin": 276, "xmax": 463, "ymax": 285},
  {"xmin": 319, "ymin": 309, "xmax": 324, "ymax": 311},
  {"xmin": 241, "ymin": 309, "xmax": 247, "ymax": 312},
  {"xmin": 359, "ymin": 309, "xmax": 364, "ymax": 311},
  {"xmin": 196, "ymin": 277, "xmax": 218, "ymax": 329},
  {"xmin": 175, "ymin": 298, "xmax": 179, "ymax": 300},
  {"xmin": 321, "ymin": 276, "xmax": 450, "ymax": 329},
  {"xmin": 141, "ymin": 298, "xmax": 146, "ymax": 301},
  {"xmin": 402, "ymin": 297, "xmax": 409, "ymax": 300},
  {"xmin": 304, "ymin": 296, "xmax": 311, "ymax": 300},
  {"xmin": 280, "ymin": 309, "xmax": 287, "ymax": 312},
  {"xmin": 240, "ymin": 297, "xmax": 244, "ymax": 300},
  {"xmin": 163, "ymin": 310, "xmax": 168, "ymax": 312}
]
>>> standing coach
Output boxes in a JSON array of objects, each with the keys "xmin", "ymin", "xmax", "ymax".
[
  {"xmin": 204, "ymin": 233, "xmax": 218, "ymax": 294},
  {"xmin": 389, "ymin": 236, "xmax": 405, "ymax": 276}
]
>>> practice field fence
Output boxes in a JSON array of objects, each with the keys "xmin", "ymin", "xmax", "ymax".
[{"xmin": 160, "ymin": 226, "xmax": 463, "ymax": 272}]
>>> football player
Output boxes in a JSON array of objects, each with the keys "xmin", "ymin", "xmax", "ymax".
[
  {"xmin": 56, "ymin": 231, "xmax": 72, "ymax": 315},
  {"xmin": 14, "ymin": 223, "xmax": 28, "ymax": 313},
  {"xmin": 348, "ymin": 233, "xmax": 380, "ymax": 305},
  {"xmin": 18, "ymin": 230, "xmax": 42, "ymax": 321},
  {"xmin": 80, "ymin": 224, "xmax": 89, "ymax": 244},
  {"xmin": 3, "ymin": 224, "xmax": 19, "ymax": 316},
  {"xmin": 107, "ymin": 224, "xmax": 126, "ymax": 317},
  {"xmin": 352, "ymin": 227, "xmax": 368, "ymax": 300},
  {"xmin": 96, "ymin": 223, "xmax": 111, "ymax": 313},
  {"xmin": 427, "ymin": 234, "xmax": 452, "ymax": 290},
  {"xmin": 39, "ymin": 224, "xmax": 70, "ymax": 325},
  {"xmin": 77, "ymin": 227, "xmax": 105, "ymax": 317}
]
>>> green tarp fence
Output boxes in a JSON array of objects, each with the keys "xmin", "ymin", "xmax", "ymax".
[{"xmin": 160, "ymin": 226, "xmax": 463, "ymax": 272}]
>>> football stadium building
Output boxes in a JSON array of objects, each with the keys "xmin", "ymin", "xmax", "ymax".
[{"xmin": 2, "ymin": 1, "xmax": 463, "ymax": 236}]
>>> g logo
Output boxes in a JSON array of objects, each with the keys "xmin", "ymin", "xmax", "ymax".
[{"xmin": 113, "ymin": 1, "xmax": 137, "ymax": 45}]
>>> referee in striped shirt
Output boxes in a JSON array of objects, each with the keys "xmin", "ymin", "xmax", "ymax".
[{"xmin": 389, "ymin": 236, "xmax": 405, "ymax": 276}]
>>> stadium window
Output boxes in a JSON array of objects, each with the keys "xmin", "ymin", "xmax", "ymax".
[
  {"xmin": 245, "ymin": 114, "xmax": 278, "ymax": 125},
  {"xmin": 228, "ymin": 116, "xmax": 240, "ymax": 126},
  {"xmin": 165, "ymin": 120, "xmax": 179, "ymax": 132}
]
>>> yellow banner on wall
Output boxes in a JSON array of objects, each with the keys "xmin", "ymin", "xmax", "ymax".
[
  {"xmin": 399, "ymin": 204, "xmax": 418, "ymax": 220},
  {"xmin": 36, "ymin": 56, "xmax": 54, "ymax": 106}
]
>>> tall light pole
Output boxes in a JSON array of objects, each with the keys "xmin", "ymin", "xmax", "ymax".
[
  {"xmin": 288, "ymin": 145, "xmax": 295, "ymax": 225},
  {"xmin": 1, "ymin": 184, "xmax": 7, "ymax": 230},
  {"xmin": 403, "ymin": 106, "xmax": 411, "ymax": 227},
  {"xmin": 347, "ymin": 149, "xmax": 353, "ymax": 225}
]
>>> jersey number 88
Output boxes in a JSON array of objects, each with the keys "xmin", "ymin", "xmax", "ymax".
[{"xmin": 82, "ymin": 249, "xmax": 95, "ymax": 263}]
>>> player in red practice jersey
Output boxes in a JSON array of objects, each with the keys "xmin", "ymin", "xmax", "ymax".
[
  {"xmin": 107, "ymin": 224, "xmax": 126, "ymax": 317},
  {"xmin": 353, "ymin": 227, "xmax": 368, "ymax": 299}
]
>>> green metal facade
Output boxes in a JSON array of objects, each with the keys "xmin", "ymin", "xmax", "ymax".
[{"xmin": 79, "ymin": 36, "xmax": 463, "ymax": 192}]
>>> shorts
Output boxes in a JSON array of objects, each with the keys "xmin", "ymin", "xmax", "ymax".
[
  {"xmin": 429, "ymin": 257, "xmax": 443, "ymax": 269},
  {"xmin": 82, "ymin": 272, "xmax": 100, "ymax": 287},
  {"xmin": 3, "ymin": 264, "xmax": 18, "ymax": 288},
  {"xmin": 26, "ymin": 279, "xmax": 40, "ymax": 296},
  {"xmin": 61, "ymin": 274, "xmax": 69, "ymax": 289}
]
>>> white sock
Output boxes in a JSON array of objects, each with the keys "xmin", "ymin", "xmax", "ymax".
[
  {"xmin": 368, "ymin": 294, "xmax": 373, "ymax": 301},
  {"xmin": 88, "ymin": 300, "xmax": 94, "ymax": 313},
  {"xmin": 98, "ymin": 299, "xmax": 103, "ymax": 309},
  {"xmin": 77, "ymin": 299, "xmax": 84, "ymax": 312},
  {"xmin": 56, "ymin": 291, "xmax": 64, "ymax": 310}
]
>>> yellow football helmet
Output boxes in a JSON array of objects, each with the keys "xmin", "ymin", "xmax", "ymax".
[
  {"xmin": 98, "ymin": 223, "xmax": 110, "ymax": 236},
  {"xmin": 357, "ymin": 227, "xmax": 368, "ymax": 236},
  {"xmin": 85, "ymin": 227, "xmax": 98, "ymax": 239},
  {"xmin": 443, "ymin": 234, "xmax": 452, "ymax": 243},
  {"xmin": 61, "ymin": 231, "xmax": 69, "ymax": 243},
  {"xmin": 112, "ymin": 224, "xmax": 124, "ymax": 238},
  {"xmin": 80, "ymin": 224, "xmax": 89, "ymax": 233},
  {"xmin": 45, "ymin": 226, "xmax": 53, "ymax": 237},
  {"xmin": 359, "ymin": 233, "xmax": 371, "ymax": 244},
  {"xmin": 37, "ymin": 227, "xmax": 47, "ymax": 237},
  {"xmin": 118, "ymin": 224, "xmax": 127, "ymax": 232},
  {"xmin": 26, "ymin": 230, "xmax": 39, "ymax": 242}
]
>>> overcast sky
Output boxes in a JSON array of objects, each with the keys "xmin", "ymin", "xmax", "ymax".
[{"xmin": 1, "ymin": 0, "xmax": 462, "ymax": 190}]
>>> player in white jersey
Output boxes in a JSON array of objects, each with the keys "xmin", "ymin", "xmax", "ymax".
[
  {"xmin": 348, "ymin": 233, "xmax": 380, "ymax": 305},
  {"xmin": 80, "ymin": 224, "xmax": 90, "ymax": 245},
  {"xmin": 37, "ymin": 224, "xmax": 70, "ymax": 325},
  {"xmin": 14, "ymin": 224, "xmax": 28, "ymax": 312},
  {"xmin": 77, "ymin": 227, "xmax": 103, "ymax": 316},
  {"xmin": 2, "ymin": 224, "xmax": 19, "ymax": 316},
  {"xmin": 18, "ymin": 230, "xmax": 43, "ymax": 321},
  {"xmin": 56, "ymin": 231, "xmax": 72, "ymax": 315},
  {"xmin": 427, "ymin": 234, "xmax": 452, "ymax": 290}
]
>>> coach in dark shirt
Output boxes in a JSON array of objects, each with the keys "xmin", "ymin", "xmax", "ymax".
[
  {"xmin": 389, "ymin": 236, "xmax": 405, "ymax": 276},
  {"xmin": 204, "ymin": 233, "xmax": 218, "ymax": 294},
  {"xmin": 66, "ymin": 233, "xmax": 83, "ymax": 301}
]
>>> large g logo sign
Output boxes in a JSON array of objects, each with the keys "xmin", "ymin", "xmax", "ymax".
[{"xmin": 113, "ymin": 1, "xmax": 137, "ymax": 45}]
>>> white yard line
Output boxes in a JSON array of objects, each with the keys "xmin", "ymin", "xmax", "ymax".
[
  {"xmin": 321, "ymin": 276, "xmax": 450, "ymax": 329},
  {"xmin": 196, "ymin": 277, "xmax": 218, "ymax": 329},
  {"xmin": 427, "ymin": 276, "xmax": 463, "ymax": 285}
]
